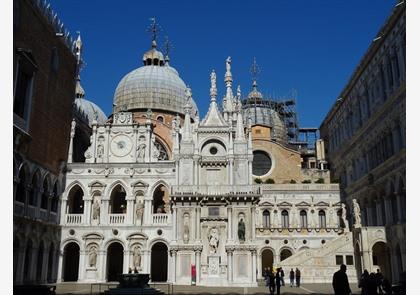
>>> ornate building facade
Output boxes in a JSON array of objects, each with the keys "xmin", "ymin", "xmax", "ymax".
[
  {"xmin": 13, "ymin": 0, "xmax": 78, "ymax": 285},
  {"xmin": 320, "ymin": 1, "xmax": 405, "ymax": 284},
  {"xmin": 57, "ymin": 26, "xmax": 359, "ymax": 286}
]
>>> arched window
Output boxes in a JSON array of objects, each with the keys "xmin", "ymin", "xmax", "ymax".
[
  {"xmin": 153, "ymin": 184, "xmax": 169, "ymax": 213},
  {"xmin": 29, "ymin": 172, "xmax": 40, "ymax": 206},
  {"xmin": 262, "ymin": 210, "xmax": 270, "ymax": 228},
  {"xmin": 41, "ymin": 178, "xmax": 49, "ymax": 210},
  {"xmin": 281, "ymin": 210, "xmax": 289, "ymax": 228},
  {"xmin": 319, "ymin": 210, "xmax": 326, "ymax": 228},
  {"xmin": 51, "ymin": 182, "xmax": 59, "ymax": 213},
  {"xmin": 67, "ymin": 185, "xmax": 84, "ymax": 214},
  {"xmin": 156, "ymin": 115, "xmax": 164, "ymax": 123},
  {"xmin": 154, "ymin": 140, "xmax": 169, "ymax": 160},
  {"xmin": 110, "ymin": 185, "xmax": 127, "ymax": 214},
  {"xmin": 300, "ymin": 210, "xmax": 308, "ymax": 228},
  {"xmin": 16, "ymin": 167, "xmax": 27, "ymax": 203}
]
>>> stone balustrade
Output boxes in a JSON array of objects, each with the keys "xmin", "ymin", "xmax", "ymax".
[
  {"xmin": 171, "ymin": 185, "xmax": 261, "ymax": 196},
  {"xmin": 109, "ymin": 214, "xmax": 125, "ymax": 224},
  {"xmin": 66, "ymin": 214, "xmax": 83, "ymax": 224},
  {"xmin": 152, "ymin": 213, "xmax": 169, "ymax": 224},
  {"xmin": 256, "ymin": 227, "xmax": 340, "ymax": 234},
  {"xmin": 261, "ymin": 183, "xmax": 340, "ymax": 192}
]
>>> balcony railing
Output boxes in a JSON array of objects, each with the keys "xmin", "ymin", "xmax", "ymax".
[
  {"xmin": 152, "ymin": 213, "xmax": 169, "ymax": 225},
  {"xmin": 109, "ymin": 214, "xmax": 125, "ymax": 224},
  {"xmin": 66, "ymin": 214, "xmax": 83, "ymax": 224},
  {"xmin": 171, "ymin": 185, "xmax": 261, "ymax": 196}
]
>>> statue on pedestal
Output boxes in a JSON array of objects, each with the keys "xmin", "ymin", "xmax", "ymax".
[
  {"xmin": 208, "ymin": 228, "xmax": 219, "ymax": 254},
  {"xmin": 133, "ymin": 246, "xmax": 141, "ymax": 268},
  {"xmin": 183, "ymin": 214, "xmax": 190, "ymax": 243},
  {"xmin": 92, "ymin": 200, "xmax": 100, "ymax": 220},
  {"xmin": 352, "ymin": 199, "xmax": 362, "ymax": 228},
  {"xmin": 88, "ymin": 246, "xmax": 97, "ymax": 267},
  {"xmin": 238, "ymin": 218, "xmax": 246, "ymax": 242},
  {"xmin": 135, "ymin": 199, "xmax": 144, "ymax": 224}
]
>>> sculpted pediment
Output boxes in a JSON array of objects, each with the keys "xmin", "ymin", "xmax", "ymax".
[
  {"xmin": 131, "ymin": 180, "xmax": 149, "ymax": 188},
  {"xmin": 259, "ymin": 201, "xmax": 275, "ymax": 207},
  {"xmin": 278, "ymin": 201, "xmax": 293, "ymax": 207},
  {"xmin": 315, "ymin": 201, "xmax": 329, "ymax": 207},
  {"xmin": 295, "ymin": 201, "xmax": 311, "ymax": 207},
  {"xmin": 82, "ymin": 232, "xmax": 105, "ymax": 240}
]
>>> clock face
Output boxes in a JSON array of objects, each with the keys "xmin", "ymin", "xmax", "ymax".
[{"xmin": 110, "ymin": 135, "xmax": 133, "ymax": 157}]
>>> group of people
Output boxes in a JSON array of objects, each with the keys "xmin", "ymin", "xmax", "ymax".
[
  {"xmin": 264, "ymin": 267, "xmax": 301, "ymax": 294},
  {"xmin": 359, "ymin": 269, "xmax": 392, "ymax": 295}
]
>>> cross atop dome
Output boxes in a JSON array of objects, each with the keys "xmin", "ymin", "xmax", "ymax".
[{"xmin": 147, "ymin": 17, "xmax": 161, "ymax": 46}]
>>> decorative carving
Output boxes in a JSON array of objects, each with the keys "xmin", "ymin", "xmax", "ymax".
[
  {"xmin": 208, "ymin": 227, "xmax": 219, "ymax": 254},
  {"xmin": 135, "ymin": 199, "xmax": 144, "ymax": 224},
  {"xmin": 137, "ymin": 143, "xmax": 146, "ymax": 162},
  {"xmin": 88, "ymin": 245, "xmax": 97, "ymax": 267},
  {"xmin": 341, "ymin": 203, "xmax": 349, "ymax": 232},
  {"xmin": 183, "ymin": 213, "xmax": 190, "ymax": 243},
  {"xmin": 352, "ymin": 199, "xmax": 362, "ymax": 228},
  {"xmin": 133, "ymin": 246, "xmax": 141, "ymax": 268},
  {"xmin": 92, "ymin": 200, "xmax": 100, "ymax": 220}
]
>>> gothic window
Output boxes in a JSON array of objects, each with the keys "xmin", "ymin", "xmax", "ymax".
[
  {"xmin": 154, "ymin": 140, "xmax": 169, "ymax": 160},
  {"xmin": 68, "ymin": 185, "xmax": 84, "ymax": 214},
  {"xmin": 300, "ymin": 210, "xmax": 308, "ymax": 228},
  {"xmin": 51, "ymin": 182, "xmax": 59, "ymax": 213},
  {"xmin": 41, "ymin": 179, "xmax": 49, "ymax": 210},
  {"xmin": 110, "ymin": 185, "xmax": 127, "ymax": 214},
  {"xmin": 16, "ymin": 167, "xmax": 27, "ymax": 203},
  {"xmin": 14, "ymin": 49, "xmax": 37, "ymax": 130},
  {"xmin": 281, "ymin": 210, "xmax": 289, "ymax": 228},
  {"xmin": 319, "ymin": 210, "xmax": 326, "ymax": 228},
  {"xmin": 29, "ymin": 172, "xmax": 40, "ymax": 206},
  {"xmin": 262, "ymin": 210, "xmax": 270, "ymax": 228},
  {"xmin": 252, "ymin": 150, "xmax": 272, "ymax": 176}
]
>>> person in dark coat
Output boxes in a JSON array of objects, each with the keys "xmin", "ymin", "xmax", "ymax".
[
  {"xmin": 268, "ymin": 270, "xmax": 275, "ymax": 295},
  {"xmin": 295, "ymin": 268, "xmax": 301, "ymax": 287},
  {"xmin": 264, "ymin": 267, "xmax": 270, "ymax": 287},
  {"xmin": 332, "ymin": 264, "xmax": 351, "ymax": 295},
  {"xmin": 359, "ymin": 269, "xmax": 369, "ymax": 295},
  {"xmin": 275, "ymin": 268, "xmax": 281, "ymax": 295},
  {"xmin": 280, "ymin": 267, "xmax": 285, "ymax": 286},
  {"xmin": 375, "ymin": 269, "xmax": 384, "ymax": 294},
  {"xmin": 289, "ymin": 268, "xmax": 295, "ymax": 287},
  {"xmin": 366, "ymin": 273, "xmax": 378, "ymax": 295},
  {"xmin": 381, "ymin": 278, "xmax": 392, "ymax": 295}
]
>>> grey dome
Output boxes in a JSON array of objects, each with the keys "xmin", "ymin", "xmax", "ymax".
[
  {"xmin": 113, "ymin": 58, "xmax": 198, "ymax": 116},
  {"xmin": 74, "ymin": 98, "xmax": 107, "ymax": 125}
]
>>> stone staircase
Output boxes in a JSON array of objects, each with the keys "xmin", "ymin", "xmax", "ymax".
[{"xmin": 276, "ymin": 232, "xmax": 358, "ymax": 283}]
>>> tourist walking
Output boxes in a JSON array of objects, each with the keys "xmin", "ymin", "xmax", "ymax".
[
  {"xmin": 332, "ymin": 264, "xmax": 352, "ymax": 295},
  {"xmin": 275, "ymin": 268, "xmax": 281, "ymax": 295},
  {"xmin": 359, "ymin": 269, "xmax": 369, "ymax": 295},
  {"xmin": 375, "ymin": 269, "xmax": 384, "ymax": 294},
  {"xmin": 268, "ymin": 270, "xmax": 275, "ymax": 295},
  {"xmin": 279, "ymin": 267, "xmax": 285, "ymax": 286},
  {"xmin": 289, "ymin": 268, "xmax": 295, "ymax": 287},
  {"xmin": 367, "ymin": 272, "xmax": 378, "ymax": 295},
  {"xmin": 295, "ymin": 268, "xmax": 301, "ymax": 287},
  {"xmin": 264, "ymin": 267, "xmax": 269, "ymax": 287}
]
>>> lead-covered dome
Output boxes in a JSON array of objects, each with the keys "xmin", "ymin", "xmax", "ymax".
[
  {"xmin": 113, "ymin": 41, "xmax": 198, "ymax": 116},
  {"xmin": 74, "ymin": 79, "xmax": 108, "ymax": 125}
]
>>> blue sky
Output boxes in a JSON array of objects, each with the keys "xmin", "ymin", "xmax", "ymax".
[{"xmin": 50, "ymin": 0, "xmax": 396, "ymax": 128}]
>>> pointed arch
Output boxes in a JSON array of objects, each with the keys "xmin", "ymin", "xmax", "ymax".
[
  {"xmin": 29, "ymin": 170, "xmax": 41, "ymax": 206},
  {"xmin": 16, "ymin": 163, "xmax": 29, "ymax": 203},
  {"xmin": 65, "ymin": 180, "xmax": 88, "ymax": 198},
  {"xmin": 151, "ymin": 181, "xmax": 170, "ymax": 213},
  {"xmin": 109, "ymin": 183, "xmax": 127, "ymax": 214},
  {"xmin": 105, "ymin": 180, "xmax": 129, "ymax": 198}
]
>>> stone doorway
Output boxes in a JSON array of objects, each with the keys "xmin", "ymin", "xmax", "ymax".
[
  {"xmin": 107, "ymin": 242, "xmax": 124, "ymax": 282},
  {"xmin": 372, "ymin": 242, "xmax": 391, "ymax": 281},
  {"xmin": 261, "ymin": 249, "xmax": 274, "ymax": 273},
  {"xmin": 62, "ymin": 242, "xmax": 80, "ymax": 282},
  {"xmin": 151, "ymin": 242, "xmax": 168, "ymax": 282}
]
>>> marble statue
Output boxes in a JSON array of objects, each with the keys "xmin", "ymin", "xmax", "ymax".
[
  {"xmin": 352, "ymin": 199, "xmax": 362, "ymax": 228},
  {"xmin": 88, "ymin": 246, "xmax": 97, "ymax": 267},
  {"xmin": 183, "ymin": 214, "xmax": 190, "ymax": 243},
  {"xmin": 133, "ymin": 246, "xmax": 141, "ymax": 268},
  {"xmin": 341, "ymin": 203, "xmax": 349, "ymax": 231},
  {"xmin": 70, "ymin": 119, "xmax": 76, "ymax": 138},
  {"xmin": 208, "ymin": 228, "xmax": 219, "ymax": 254},
  {"xmin": 210, "ymin": 70, "xmax": 216, "ymax": 90},
  {"xmin": 137, "ymin": 144, "xmax": 146, "ymax": 162},
  {"xmin": 135, "ymin": 199, "xmax": 144, "ymax": 224},
  {"xmin": 226, "ymin": 56, "xmax": 231, "ymax": 73},
  {"xmin": 238, "ymin": 218, "xmax": 246, "ymax": 242},
  {"xmin": 92, "ymin": 200, "xmax": 100, "ymax": 220},
  {"xmin": 97, "ymin": 144, "xmax": 104, "ymax": 158}
]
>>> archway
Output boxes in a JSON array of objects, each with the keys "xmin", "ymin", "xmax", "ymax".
[
  {"xmin": 280, "ymin": 248, "xmax": 292, "ymax": 261},
  {"xmin": 107, "ymin": 242, "xmax": 124, "ymax": 282},
  {"xmin": 261, "ymin": 249, "xmax": 274, "ymax": 273},
  {"xmin": 62, "ymin": 242, "xmax": 80, "ymax": 282},
  {"xmin": 372, "ymin": 242, "xmax": 391, "ymax": 281},
  {"xmin": 110, "ymin": 185, "xmax": 127, "ymax": 214},
  {"xmin": 153, "ymin": 185, "xmax": 169, "ymax": 213},
  {"xmin": 67, "ymin": 185, "xmax": 84, "ymax": 214},
  {"xmin": 151, "ymin": 242, "xmax": 168, "ymax": 282}
]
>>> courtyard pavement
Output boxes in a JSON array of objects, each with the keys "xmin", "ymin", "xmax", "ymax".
[{"xmin": 56, "ymin": 282, "xmax": 361, "ymax": 295}]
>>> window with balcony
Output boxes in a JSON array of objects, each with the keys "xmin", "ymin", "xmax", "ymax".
[
  {"xmin": 110, "ymin": 185, "xmax": 127, "ymax": 214},
  {"xmin": 262, "ymin": 210, "xmax": 270, "ymax": 228},
  {"xmin": 300, "ymin": 210, "xmax": 308, "ymax": 228},
  {"xmin": 319, "ymin": 210, "xmax": 326, "ymax": 228},
  {"xmin": 281, "ymin": 210, "xmax": 289, "ymax": 228}
]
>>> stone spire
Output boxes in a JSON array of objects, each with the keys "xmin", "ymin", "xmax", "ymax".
[
  {"xmin": 235, "ymin": 95, "xmax": 245, "ymax": 141},
  {"xmin": 201, "ymin": 70, "xmax": 227, "ymax": 127},
  {"xmin": 223, "ymin": 56, "xmax": 235, "ymax": 118},
  {"xmin": 182, "ymin": 87, "xmax": 193, "ymax": 141},
  {"xmin": 74, "ymin": 32, "xmax": 85, "ymax": 99}
]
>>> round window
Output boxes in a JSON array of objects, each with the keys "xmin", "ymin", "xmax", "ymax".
[
  {"xmin": 252, "ymin": 150, "xmax": 272, "ymax": 176},
  {"xmin": 210, "ymin": 147, "xmax": 218, "ymax": 155}
]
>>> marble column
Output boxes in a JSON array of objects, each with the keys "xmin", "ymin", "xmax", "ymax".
[
  {"xmin": 56, "ymin": 249, "xmax": 64, "ymax": 283},
  {"xmin": 171, "ymin": 250, "xmax": 178, "ymax": 283},
  {"xmin": 361, "ymin": 250, "xmax": 372, "ymax": 273},
  {"xmin": 126, "ymin": 198, "xmax": 134, "ymax": 225},
  {"xmin": 99, "ymin": 250, "xmax": 107, "ymax": 282},
  {"xmin": 123, "ymin": 249, "xmax": 130, "ymax": 273},
  {"xmin": 83, "ymin": 198, "xmax": 92, "ymax": 225},
  {"xmin": 144, "ymin": 197, "xmax": 153, "ymax": 225},
  {"xmin": 78, "ymin": 249, "xmax": 86, "ymax": 282},
  {"xmin": 15, "ymin": 246, "xmax": 26, "ymax": 284},
  {"xmin": 194, "ymin": 249, "xmax": 201, "ymax": 284},
  {"xmin": 227, "ymin": 250, "xmax": 233, "ymax": 282},
  {"xmin": 251, "ymin": 250, "xmax": 257, "ymax": 283},
  {"xmin": 251, "ymin": 206, "xmax": 256, "ymax": 240},
  {"xmin": 227, "ymin": 206, "xmax": 233, "ymax": 241},
  {"xmin": 60, "ymin": 198, "xmax": 68, "ymax": 225}
]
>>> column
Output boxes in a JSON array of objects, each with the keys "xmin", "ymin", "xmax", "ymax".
[
  {"xmin": 56, "ymin": 249, "xmax": 64, "ymax": 283},
  {"xmin": 376, "ymin": 201, "xmax": 383, "ymax": 226},
  {"xmin": 256, "ymin": 253, "xmax": 262, "ymax": 280},
  {"xmin": 99, "ymin": 250, "xmax": 107, "ymax": 282},
  {"xmin": 229, "ymin": 158, "xmax": 234, "ymax": 185},
  {"xmin": 144, "ymin": 250, "xmax": 151, "ymax": 274},
  {"xmin": 40, "ymin": 247, "xmax": 49, "ymax": 283},
  {"xmin": 123, "ymin": 249, "xmax": 130, "ymax": 274},
  {"xmin": 251, "ymin": 206, "xmax": 256, "ymax": 240},
  {"xmin": 83, "ymin": 198, "xmax": 92, "ymax": 225},
  {"xmin": 60, "ymin": 198, "xmax": 67, "ymax": 225},
  {"xmin": 144, "ymin": 197, "xmax": 153, "ymax": 225},
  {"xmin": 126, "ymin": 198, "xmax": 135, "ymax": 225},
  {"xmin": 15, "ymin": 245, "xmax": 26, "ymax": 284},
  {"xmin": 196, "ymin": 206, "xmax": 201, "ymax": 241},
  {"xmin": 172, "ymin": 206, "xmax": 178, "ymax": 241},
  {"xmin": 251, "ymin": 250, "xmax": 257, "ymax": 283},
  {"xmin": 171, "ymin": 250, "xmax": 177, "ymax": 283},
  {"xmin": 78, "ymin": 249, "xmax": 86, "ymax": 282},
  {"xmin": 101, "ymin": 199, "xmax": 109, "ymax": 225},
  {"xmin": 227, "ymin": 250, "xmax": 233, "ymax": 282},
  {"xmin": 227, "ymin": 206, "xmax": 233, "ymax": 241},
  {"xmin": 396, "ymin": 194, "xmax": 403, "ymax": 223},
  {"xmin": 194, "ymin": 249, "xmax": 201, "ymax": 284},
  {"xmin": 384, "ymin": 197, "xmax": 392, "ymax": 226},
  {"xmin": 361, "ymin": 250, "xmax": 372, "ymax": 273}
]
